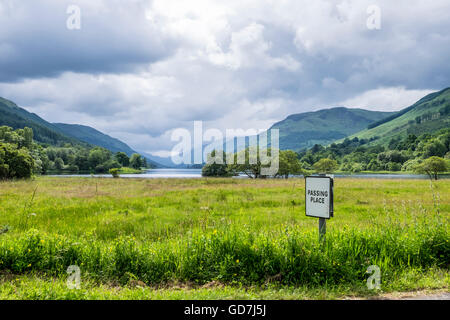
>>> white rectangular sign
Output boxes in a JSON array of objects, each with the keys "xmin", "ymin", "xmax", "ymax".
[{"xmin": 305, "ymin": 176, "xmax": 333, "ymax": 219}]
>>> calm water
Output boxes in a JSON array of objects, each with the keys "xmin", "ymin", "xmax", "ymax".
[
  {"xmin": 49, "ymin": 168, "xmax": 203, "ymax": 178},
  {"xmin": 49, "ymin": 169, "xmax": 449, "ymax": 179}
]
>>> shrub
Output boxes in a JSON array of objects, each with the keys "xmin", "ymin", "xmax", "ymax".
[
  {"xmin": 109, "ymin": 168, "xmax": 120, "ymax": 178},
  {"xmin": 313, "ymin": 158, "xmax": 338, "ymax": 173},
  {"xmin": 0, "ymin": 143, "xmax": 34, "ymax": 179}
]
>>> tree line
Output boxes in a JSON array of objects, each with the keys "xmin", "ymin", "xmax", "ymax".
[
  {"xmin": 0, "ymin": 126, "xmax": 150, "ymax": 179},
  {"xmin": 202, "ymin": 128, "xmax": 450, "ymax": 180}
]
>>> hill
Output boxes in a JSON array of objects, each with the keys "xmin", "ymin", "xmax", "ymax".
[
  {"xmin": 0, "ymin": 97, "xmax": 86, "ymax": 146},
  {"xmin": 0, "ymin": 97, "xmax": 162, "ymax": 167},
  {"xmin": 348, "ymin": 87, "xmax": 450, "ymax": 145},
  {"xmin": 53, "ymin": 123, "xmax": 162, "ymax": 168},
  {"xmin": 268, "ymin": 107, "xmax": 394, "ymax": 151},
  {"xmin": 53, "ymin": 123, "xmax": 136, "ymax": 156}
]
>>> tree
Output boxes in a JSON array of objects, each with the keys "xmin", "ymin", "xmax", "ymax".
[
  {"xmin": 313, "ymin": 158, "xmax": 338, "ymax": 173},
  {"xmin": 129, "ymin": 153, "xmax": 143, "ymax": 169},
  {"xmin": 202, "ymin": 150, "xmax": 230, "ymax": 177},
  {"xmin": 377, "ymin": 150, "xmax": 406, "ymax": 164},
  {"xmin": 142, "ymin": 157, "xmax": 148, "ymax": 168},
  {"xmin": 109, "ymin": 168, "xmax": 120, "ymax": 178},
  {"xmin": 23, "ymin": 127, "xmax": 33, "ymax": 149},
  {"xmin": 94, "ymin": 159, "xmax": 121, "ymax": 173},
  {"xmin": 54, "ymin": 157, "xmax": 65, "ymax": 171},
  {"xmin": 75, "ymin": 152, "xmax": 90, "ymax": 171},
  {"xmin": 421, "ymin": 140, "xmax": 446, "ymax": 158},
  {"xmin": 88, "ymin": 148, "xmax": 111, "ymax": 168},
  {"xmin": 277, "ymin": 150, "xmax": 303, "ymax": 178},
  {"xmin": 0, "ymin": 143, "xmax": 34, "ymax": 179},
  {"xmin": 10, "ymin": 148, "xmax": 34, "ymax": 178},
  {"xmin": 229, "ymin": 147, "xmax": 277, "ymax": 179},
  {"xmin": 115, "ymin": 152, "xmax": 129, "ymax": 167},
  {"xmin": 414, "ymin": 156, "xmax": 448, "ymax": 180}
]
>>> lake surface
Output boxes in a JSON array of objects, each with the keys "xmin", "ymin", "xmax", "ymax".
[
  {"xmin": 50, "ymin": 168, "xmax": 203, "ymax": 178},
  {"xmin": 49, "ymin": 169, "xmax": 449, "ymax": 179}
]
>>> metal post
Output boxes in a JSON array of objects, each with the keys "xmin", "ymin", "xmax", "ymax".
[{"xmin": 319, "ymin": 218, "xmax": 326, "ymax": 242}]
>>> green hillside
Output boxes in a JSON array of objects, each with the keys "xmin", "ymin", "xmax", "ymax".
[
  {"xmin": 269, "ymin": 107, "xmax": 394, "ymax": 151},
  {"xmin": 0, "ymin": 97, "xmax": 161, "ymax": 167},
  {"xmin": 53, "ymin": 123, "xmax": 136, "ymax": 156},
  {"xmin": 53, "ymin": 123, "xmax": 161, "ymax": 167},
  {"xmin": 348, "ymin": 87, "xmax": 450, "ymax": 145},
  {"xmin": 0, "ymin": 97, "xmax": 86, "ymax": 146}
]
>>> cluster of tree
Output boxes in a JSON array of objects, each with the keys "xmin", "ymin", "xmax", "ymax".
[
  {"xmin": 0, "ymin": 126, "xmax": 149, "ymax": 179},
  {"xmin": 202, "ymin": 148, "xmax": 303, "ymax": 179},
  {"xmin": 202, "ymin": 128, "xmax": 449, "ymax": 179},
  {"xmin": 44, "ymin": 147, "xmax": 148, "ymax": 173},
  {"xmin": 297, "ymin": 128, "xmax": 450, "ymax": 174},
  {"xmin": 0, "ymin": 126, "xmax": 36, "ymax": 179}
]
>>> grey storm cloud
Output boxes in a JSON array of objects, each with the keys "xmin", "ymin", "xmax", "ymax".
[
  {"xmin": 0, "ymin": 0, "xmax": 449, "ymax": 155},
  {"xmin": 0, "ymin": 0, "xmax": 177, "ymax": 82}
]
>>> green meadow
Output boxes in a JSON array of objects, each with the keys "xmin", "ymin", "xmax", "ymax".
[{"xmin": 0, "ymin": 177, "xmax": 448, "ymax": 299}]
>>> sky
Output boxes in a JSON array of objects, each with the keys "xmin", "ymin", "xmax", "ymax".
[{"xmin": 0, "ymin": 0, "xmax": 449, "ymax": 157}]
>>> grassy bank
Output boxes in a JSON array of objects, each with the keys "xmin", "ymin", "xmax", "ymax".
[{"xmin": 0, "ymin": 177, "xmax": 448, "ymax": 299}]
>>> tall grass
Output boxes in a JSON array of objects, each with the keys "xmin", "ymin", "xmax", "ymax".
[
  {"xmin": 0, "ymin": 216, "xmax": 447, "ymax": 286},
  {"xmin": 0, "ymin": 177, "xmax": 448, "ymax": 291}
]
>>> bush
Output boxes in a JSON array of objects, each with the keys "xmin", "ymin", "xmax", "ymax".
[
  {"xmin": 402, "ymin": 159, "xmax": 421, "ymax": 172},
  {"xmin": 313, "ymin": 158, "xmax": 338, "ymax": 173},
  {"xmin": 351, "ymin": 163, "xmax": 364, "ymax": 173},
  {"xmin": 66, "ymin": 164, "xmax": 79, "ymax": 173},
  {"xmin": 0, "ymin": 143, "xmax": 34, "ymax": 179},
  {"xmin": 95, "ymin": 160, "xmax": 121, "ymax": 173},
  {"xmin": 109, "ymin": 168, "xmax": 120, "ymax": 178},
  {"xmin": 386, "ymin": 162, "xmax": 401, "ymax": 172}
]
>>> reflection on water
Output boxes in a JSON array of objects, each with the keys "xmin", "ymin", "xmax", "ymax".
[{"xmin": 48, "ymin": 169, "xmax": 449, "ymax": 179}]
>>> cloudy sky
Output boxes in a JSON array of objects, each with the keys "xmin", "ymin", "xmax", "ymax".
[{"xmin": 0, "ymin": 0, "xmax": 449, "ymax": 157}]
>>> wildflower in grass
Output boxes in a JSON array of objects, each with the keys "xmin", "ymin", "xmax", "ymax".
[
  {"xmin": 236, "ymin": 259, "xmax": 239, "ymax": 263},
  {"xmin": 27, "ymin": 264, "xmax": 31, "ymax": 267},
  {"xmin": 213, "ymin": 229, "xmax": 217, "ymax": 235}
]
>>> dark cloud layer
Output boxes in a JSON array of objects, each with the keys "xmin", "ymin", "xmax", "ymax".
[{"xmin": 0, "ymin": 0, "xmax": 176, "ymax": 81}]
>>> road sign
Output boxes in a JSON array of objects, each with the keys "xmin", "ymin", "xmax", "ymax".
[
  {"xmin": 305, "ymin": 176, "xmax": 334, "ymax": 219},
  {"xmin": 305, "ymin": 175, "xmax": 334, "ymax": 242}
]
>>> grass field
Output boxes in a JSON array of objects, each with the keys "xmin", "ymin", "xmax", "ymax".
[{"xmin": 0, "ymin": 177, "xmax": 448, "ymax": 299}]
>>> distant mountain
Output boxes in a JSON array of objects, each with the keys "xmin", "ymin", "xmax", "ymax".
[
  {"xmin": 268, "ymin": 107, "xmax": 394, "ymax": 151},
  {"xmin": 0, "ymin": 97, "xmax": 163, "ymax": 167},
  {"xmin": 347, "ymin": 87, "xmax": 450, "ymax": 145},
  {"xmin": 139, "ymin": 151, "xmax": 177, "ymax": 168},
  {"xmin": 0, "ymin": 97, "xmax": 87, "ymax": 146},
  {"xmin": 53, "ymin": 123, "xmax": 136, "ymax": 156},
  {"xmin": 53, "ymin": 123, "xmax": 163, "ymax": 168}
]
